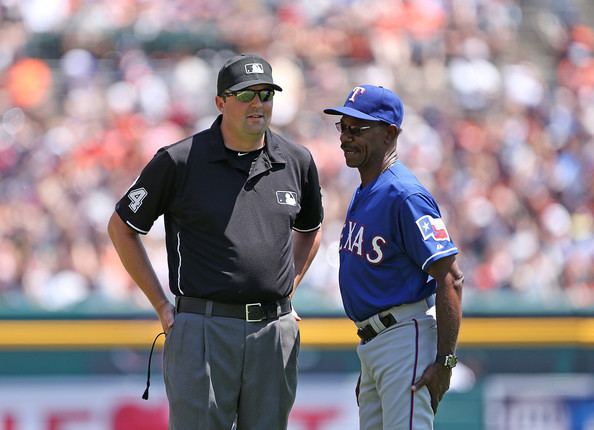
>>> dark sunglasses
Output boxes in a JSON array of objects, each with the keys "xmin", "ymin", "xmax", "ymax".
[
  {"xmin": 335, "ymin": 122, "xmax": 385, "ymax": 136},
  {"xmin": 224, "ymin": 89, "xmax": 275, "ymax": 103}
]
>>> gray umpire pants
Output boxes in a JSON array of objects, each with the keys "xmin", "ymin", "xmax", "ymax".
[{"xmin": 163, "ymin": 309, "xmax": 300, "ymax": 430}]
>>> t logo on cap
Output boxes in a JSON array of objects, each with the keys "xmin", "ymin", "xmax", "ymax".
[
  {"xmin": 349, "ymin": 86, "xmax": 366, "ymax": 103},
  {"xmin": 245, "ymin": 63, "xmax": 264, "ymax": 74}
]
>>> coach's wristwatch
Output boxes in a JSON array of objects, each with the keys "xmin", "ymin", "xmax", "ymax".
[{"xmin": 436, "ymin": 354, "xmax": 458, "ymax": 369}]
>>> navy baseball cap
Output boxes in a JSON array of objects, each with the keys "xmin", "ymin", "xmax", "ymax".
[
  {"xmin": 217, "ymin": 54, "xmax": 283, "ymax": 96},
  {"xmin": 323, "ymin": 84, "xmax": 404, "ymax": 127}
]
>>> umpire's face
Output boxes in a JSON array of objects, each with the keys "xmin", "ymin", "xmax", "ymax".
[
  {"xmin": 216, "ymin": 85, "xmax": 274, "ymax": 139},
  {"xmin": 338, "ymin": 116, "xmax": 393, "ymax": 170}
]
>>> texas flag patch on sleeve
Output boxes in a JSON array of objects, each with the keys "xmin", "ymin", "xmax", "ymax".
[{"xmin": 415, "ymin": 215, "xmax": 450, "ymax": 241}]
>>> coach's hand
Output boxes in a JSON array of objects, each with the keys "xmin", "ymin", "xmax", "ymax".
[{"xmin": 411, "ymin": 362, "xmax": 452, "ymax": 413}]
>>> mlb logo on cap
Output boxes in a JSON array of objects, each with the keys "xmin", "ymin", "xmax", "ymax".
[
  {"xmin": 245, "ymin": 63, "xmax": 264, "ymax": 74},
  {"xmin": 217, "ymin": 54, "xmax": 283, "ymax": 95}
]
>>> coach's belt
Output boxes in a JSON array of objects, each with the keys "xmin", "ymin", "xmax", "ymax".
[
  {"xmin": 357, "ymin": 314, "xmax": 397, "ymax": 342},
  {"xmin": 176, "ymin": 296, "xmax": 292, "ymax": 322},
  {"xmin": 355, "ymin": 295, "xmax": 436, "ymax": 343}
]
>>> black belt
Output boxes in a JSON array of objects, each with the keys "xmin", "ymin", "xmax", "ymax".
[
  {"xmin": 176, "ymin": 296, "xmax": 292, "ymax": 322},
  {"xmin": 357, "ymin": 314, "xmax": 397, "ymax": 342}
]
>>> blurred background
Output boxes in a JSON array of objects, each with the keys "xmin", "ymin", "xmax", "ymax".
[{"xmin": 0, "ymin": 0, "xmax": 593, "ymax": 429}]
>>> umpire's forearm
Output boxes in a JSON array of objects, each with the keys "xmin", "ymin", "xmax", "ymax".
[
  {"xmin": 291, "ymin": 228, "xmax": 322, "ymax": 294},
  {"xmin": 107, "ymin": 212, "xmax": 170, "ymax": 312}
]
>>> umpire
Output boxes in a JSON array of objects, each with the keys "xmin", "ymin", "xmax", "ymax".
[{"xmin": 108, "ymin": 53, "xmax": 323, "ymax": 430}]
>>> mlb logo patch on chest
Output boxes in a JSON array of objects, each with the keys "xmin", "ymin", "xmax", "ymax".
[
  {"xmin": 276, "ymin": 191, "xmax": 297, "ymax": 206},
  {"xmin": 416, "ymin": 215, "xmax": 450, "ymax": 241}
]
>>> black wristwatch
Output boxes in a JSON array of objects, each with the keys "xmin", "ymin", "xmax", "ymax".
[{"xmin": 436, "ymin": 354, "xmax": 458, "ymax": 369}]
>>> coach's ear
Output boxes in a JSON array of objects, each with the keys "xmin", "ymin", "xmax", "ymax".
[{"xmin": 383, "ymin": 124, "xmax": 400, "ymax": 144}]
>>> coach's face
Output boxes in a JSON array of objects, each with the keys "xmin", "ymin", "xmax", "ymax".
[{"xmin": 338, "ymin": 116, "xmax": 391, "ymax": 170}]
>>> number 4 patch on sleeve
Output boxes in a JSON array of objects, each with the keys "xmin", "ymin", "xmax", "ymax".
[{"xmin": 128, "ymin": 187, "xmax": 148, "ymax": 213}]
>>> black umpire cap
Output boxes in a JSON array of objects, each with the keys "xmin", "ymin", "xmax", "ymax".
[{"xmin": 217, "ymin": 54, "xmax": 283, "ymax": 96}]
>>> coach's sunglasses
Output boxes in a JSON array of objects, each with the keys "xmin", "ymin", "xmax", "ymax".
[
  {"xmin": 335, "ymin": 122, "xmax": 386, "ymax": 136},
  {"xmin": 223, "ymin": 89, "xmax": 275, "ymax": 103}
]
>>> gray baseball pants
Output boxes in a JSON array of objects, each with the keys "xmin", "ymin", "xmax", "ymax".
[
  {"xmin": 163, "ymin": 310, "xmax": 300, "ymax": 430},
  {"xmin": 356, "ymin": 299, "xmax": 437, "ymax": 430}
]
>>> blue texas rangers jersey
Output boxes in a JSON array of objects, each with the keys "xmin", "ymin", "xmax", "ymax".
[{"xmin": 338, "ymin": 161, "xmax": 458, "ymax": 321}]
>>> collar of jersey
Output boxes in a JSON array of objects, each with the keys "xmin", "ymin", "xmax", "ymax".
[
  {"xmin": 207, "ymin": 115, "xmax": 286, "ymax": 165},
  {"xmin": 357, "ymin": 161, "xmax": 399, "ymax": 194}
]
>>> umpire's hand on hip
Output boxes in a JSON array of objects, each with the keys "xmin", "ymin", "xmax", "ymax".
[
  {"xmin": 156, "ymin": 301, "xmax": 175, "ymax": 334},
  {"xmin": 411, "ymin": 362, "xmax": 452, "ymax": 413}
]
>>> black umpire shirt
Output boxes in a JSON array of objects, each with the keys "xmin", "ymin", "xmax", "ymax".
[{"xmin": 115, "ymin": 116, "xmax": 324, "ymax": 303}]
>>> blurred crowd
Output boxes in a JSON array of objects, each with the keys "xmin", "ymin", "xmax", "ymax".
[{"xmin": 0, "ymin": 0, "xmax": 593, "ymax": 314}]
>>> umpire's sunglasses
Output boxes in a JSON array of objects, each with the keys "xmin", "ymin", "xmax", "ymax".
[{"xmin": 223, "ymin": 89, "xmax": 275, "ymax": 103}]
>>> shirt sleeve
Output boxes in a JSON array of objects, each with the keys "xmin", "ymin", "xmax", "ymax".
[
  {"xmin": 115, "ymin": 148, "xmax": 177, "ymax": 234},
  {"xmin": 293, "ymin": 153, "xmax": 324, "ymax": 232},
  {"xmin": 398, "ymin": 193, "xmax": 458, "ymax": 271}
]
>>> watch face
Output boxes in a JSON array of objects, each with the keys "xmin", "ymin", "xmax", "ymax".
[
  {"xmin": 445, "ymin": 355, "xmax": 458, "ymax": 368},
  {"xmin": 437, "ymin": 354, "xmax": 458, "ymax": 368}
]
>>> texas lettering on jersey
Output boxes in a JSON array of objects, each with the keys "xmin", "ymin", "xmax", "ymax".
[{"xmin": 339, "ymin": 220, "xmax": 387, "ymax": 264}]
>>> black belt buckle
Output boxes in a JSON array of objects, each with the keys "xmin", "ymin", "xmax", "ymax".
[
  {"xmin": 245, "ymin": 303, "xmax": 264, "ymax": 322},
  {"xmin": 357, "ymin": 314, "xmax": 397, "ymax": 342},
  {"xmin": 357, "ymin": 325, "xmax": 376, "ymax": 341}
]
